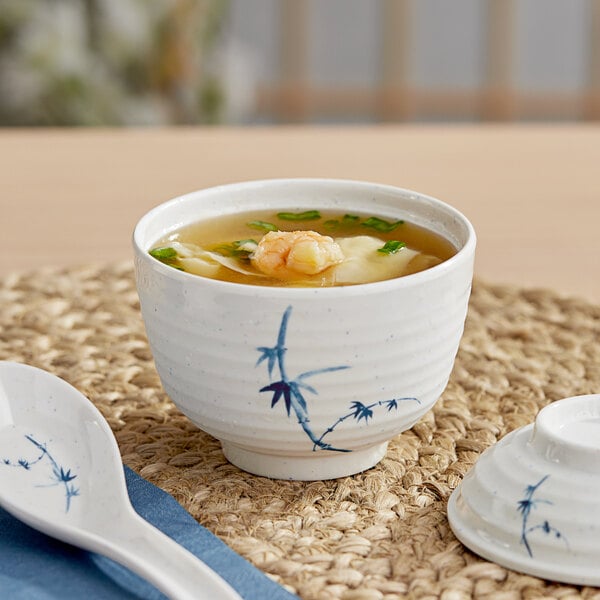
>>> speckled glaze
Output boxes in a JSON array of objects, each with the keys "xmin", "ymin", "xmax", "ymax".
[
  {"xmin": 133, "ymin": 179, "xmax": 476, "ymax": 479},
  {"xmin": 448, "ymin": 394, "xmax": 600, "ymax": 586}
]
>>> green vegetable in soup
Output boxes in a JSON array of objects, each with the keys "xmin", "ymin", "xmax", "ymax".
[
  {"xmin": 361, "ymin": 217, "xmax": 404, "ymax": 233},
  {"xmin": 149, "ymin": 247, "xmax": 177, "ymax": 259},
  {"xmin": 277, "ymin": 210, "xmax": 321, "ymax": 221},
  {"xmin": 377, "ymin": 240, "xmax": 407, "ymax": 255},
  {"xmin": 247, "ymin": 220, "xmax": 278, "ymax": 232},
  {"xmin": 212, "ymin": 239, "xmax": 258, "ymax": 257},
  {"xmin": 149, "ymin": 246, "xmax": 184, "ymax": 270}
]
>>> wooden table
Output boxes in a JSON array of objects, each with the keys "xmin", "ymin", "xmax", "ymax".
[{"xmin": 1, "ymin": 124, "xmax": 598, "ymax": 303}]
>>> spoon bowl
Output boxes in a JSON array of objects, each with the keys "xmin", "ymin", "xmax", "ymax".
[{"xmin": 0, "ymin": 361, "xmax": 242, "ymax": 600}]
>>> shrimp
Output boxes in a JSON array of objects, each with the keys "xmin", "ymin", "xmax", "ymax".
[{"xmin": 251, "ymin": 230, "xmax": 344, "ymax": 279}]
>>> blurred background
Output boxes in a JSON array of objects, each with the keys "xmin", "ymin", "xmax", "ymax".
[{"xmin": 0, "ymin": 0, "xmax": 598, "ymax": 127}]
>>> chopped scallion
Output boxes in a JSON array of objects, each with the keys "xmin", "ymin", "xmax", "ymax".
[
  {"xmin": 247, "ymin": 220, "xmax": 278, "ymax": 232},
  {"xmin": 377, "ymin": 240, "xmax": 407, "ymax": 255},
  {"xmin": 277, "ymin": 210, "xmax": 321, "ymax": 221},
  {"xmin": 149, "ymin": 246, "xmax": 178, "ymax": 259},
  {"xmin": 148, "ymin": 246, "xmax": 184, "ymax": 270},
  {"xmin": 362, "ymin": 217, "xmax": 404, "ymax": 233},
  {"xmin": 213, "ymin": 239, "xmax": 258, "ymax": 257}
]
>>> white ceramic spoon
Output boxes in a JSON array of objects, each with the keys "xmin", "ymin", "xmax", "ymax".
[{"xmin": 0, "ymin": 361, "xmax": 242, "ymax": 600}]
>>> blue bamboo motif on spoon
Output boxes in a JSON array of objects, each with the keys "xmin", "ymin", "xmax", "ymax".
[
  {"xmin": 2, "ymin": 434, "xmax": 79, "ymax": 512},
  {"xmin": 257, "ymin": 306, "xmax": 420, "ymax": 452}
]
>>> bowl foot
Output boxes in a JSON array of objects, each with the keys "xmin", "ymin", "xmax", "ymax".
[{"xmin": 220, "ymin": 441, "xmax": 389, "ymax": 480}]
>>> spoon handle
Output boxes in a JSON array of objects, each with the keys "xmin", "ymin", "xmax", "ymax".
[{"xmin": 91, "ymin": 508, "xmax": 243, "ymax": 600}]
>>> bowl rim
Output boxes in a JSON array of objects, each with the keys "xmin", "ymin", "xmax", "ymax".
[{"xmin": 132, "ymin": 177, "xmax": 476, "ymax": 296}]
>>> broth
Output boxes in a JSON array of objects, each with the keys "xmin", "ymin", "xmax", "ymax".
[{"xmin": 149, "ymin": 209, "xmax": 457, "ymax": 287}]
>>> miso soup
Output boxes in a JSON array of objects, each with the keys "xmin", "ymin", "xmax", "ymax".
[{"xmin": 149, "ymin": 209, "xmax": 457, "ymax": 287}]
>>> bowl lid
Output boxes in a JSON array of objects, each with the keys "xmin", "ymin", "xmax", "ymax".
[{"xmin": 447, "ymin": 394, "xmax": 600, "ymax": 586}]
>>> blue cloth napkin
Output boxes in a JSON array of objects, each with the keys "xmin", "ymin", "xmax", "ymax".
[{"xmin": 0, "ymin": 466, "xmax": 299, "ymax": 600}]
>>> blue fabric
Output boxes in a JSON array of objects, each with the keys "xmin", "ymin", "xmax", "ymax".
[{"xmin": 0, "ymin": 466, "xmax": 298, "ymax": 600}]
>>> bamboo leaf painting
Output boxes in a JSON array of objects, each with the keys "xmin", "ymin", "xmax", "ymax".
[
  {"xmin": 517, "ymin": 475, "xmax": 567, "ymax": 557},
  {"xmin": 2, "ymin": 435, "xmax": 79, "ymax": 512},
  {"xmin": 256, "ymin": 306, "xmax": 420, "ymax": 453}
]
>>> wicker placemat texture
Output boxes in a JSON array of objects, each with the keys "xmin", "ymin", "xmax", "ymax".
[{"xmin": 1, "ymin": 262, "xmax": 600, "ymax": 600}]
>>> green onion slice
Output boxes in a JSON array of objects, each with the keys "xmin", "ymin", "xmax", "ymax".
[
  {"xmin": 377, "ymin": 240, "xmax": 407, "ymax": 255},
  {"xmin": 148, "ymin": 246, "xmax": 184, "ymax": 270},
  {"xmin": 277, "ymin": 210, "xmax": 321, "ymax": 221},
  {"xmin": 362, "ymin": 217, "xmax": 404, "ymax": 233},
  {"xmin": 213, "ymin": 239, "xmax": 258, "ymax": 257},
  {"xmin": 149, "ymin": 246, "xmax": 178, "ymax": 259},
  {"xmin": 247, "ymin": 220, "xmax": 278, "ymax": 232}
]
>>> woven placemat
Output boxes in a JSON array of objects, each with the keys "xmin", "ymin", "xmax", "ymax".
[{"xmin": 1, "ymin": 262, "xmax": 600, "ymax": 600}]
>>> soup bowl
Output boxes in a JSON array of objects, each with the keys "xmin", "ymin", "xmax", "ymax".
[{"xmin": 133, "ymin": 178, "xmax": 476, "ymax": 480}]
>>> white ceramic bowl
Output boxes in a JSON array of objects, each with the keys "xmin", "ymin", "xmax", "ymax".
[
  {"xmin": 133, "ymin": 179, "xmax": 476, "ymax": 480},
  {"xmin": 448, "ymin": 394, "xmax": 600, "ymax": 586}
]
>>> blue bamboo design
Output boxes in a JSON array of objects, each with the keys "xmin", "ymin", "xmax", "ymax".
[
  {"xmin": 313, "ymin": 397, "xmax": 419, "ymax": 451},
  {"xmin": 2, "ymin": 434, "xmax": 79, "ymax": 512},
  {"xmin": 257, "ymin": 306, "xmax": 350, "ymax": 452},
  {"xmin": 257, "ymin": 306, "xmax": 420, "ymax": 452},
  {"xmin": 517, "ymin": 475, "xmax": 565, "ymax": 557}
]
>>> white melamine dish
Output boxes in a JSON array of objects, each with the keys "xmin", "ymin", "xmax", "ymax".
[
  {"xmin": 448, "ymin": 394, "xmax": 600, "ymax": 586},
  {"xmin": 133, "ymin": 178, "xmax": 476, "ymax": 480}
]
